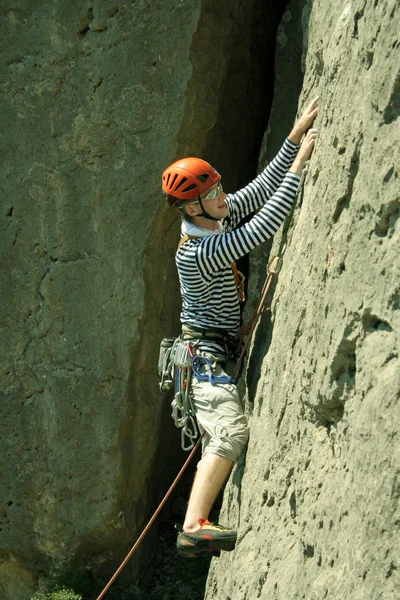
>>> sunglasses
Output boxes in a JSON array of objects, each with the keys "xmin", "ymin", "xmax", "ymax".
[
  {"xmin": 202, "ymin": 182, "xmax": 223, "ymax": 201},
  {"xmin": 182, "ymin": 182, "xmax": 223, "ymax": 208}
]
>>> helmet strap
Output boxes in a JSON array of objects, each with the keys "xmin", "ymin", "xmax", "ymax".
[{"xmin": 196, "ymin": 198, "xmax": 220, "ymax": 222}]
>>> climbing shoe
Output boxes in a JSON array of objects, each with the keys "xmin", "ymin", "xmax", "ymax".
[{"xmin": 176, "ymin": 519, "xmax": 237, "ymax": 558}]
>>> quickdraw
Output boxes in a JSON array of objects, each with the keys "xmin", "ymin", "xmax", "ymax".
[
  {"xmin": 192, "ymin": 355, "xmax": 233, "ymax": 384},
  {"xmin": 170, "ymin": 340, "xmax": 199, "ymax": 451},
  {"xmin": 230, "ymin": 262, "xmax": 246, "ymax": 302}
]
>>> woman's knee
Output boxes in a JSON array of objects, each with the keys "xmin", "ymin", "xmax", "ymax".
[
  {"xmin": 205, "ymin": 421, "xmax": 249, "ymax": 462},
  {"xmin": 228, "ymin": 422, "xmax": 249, "ymax": 461}
]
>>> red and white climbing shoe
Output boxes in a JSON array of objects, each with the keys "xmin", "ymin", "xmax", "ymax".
[{"xmin": 177, "ymin": 519, "xmax": 237, "ymax": 558}]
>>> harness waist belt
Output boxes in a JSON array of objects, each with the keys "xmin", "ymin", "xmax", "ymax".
[{"xmin": 181, "ymin": 324, "xmax": 232, "ymax": 342}]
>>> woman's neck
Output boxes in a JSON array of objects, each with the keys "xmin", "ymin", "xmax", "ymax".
[{"xmin": 190, "ymin": 215, "xmax": 220, "ymax": 230}]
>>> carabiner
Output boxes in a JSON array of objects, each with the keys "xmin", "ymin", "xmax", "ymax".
[{"xmin": 192, "ymin": 355, "xmax": 232, "ymax": 385}]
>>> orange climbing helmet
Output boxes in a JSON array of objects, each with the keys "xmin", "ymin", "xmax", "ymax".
[{"xmin": 162, "ymin": 157, "xmax": 220, "ymax": 206}]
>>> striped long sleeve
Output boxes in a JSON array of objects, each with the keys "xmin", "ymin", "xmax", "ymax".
[
  {"xmin": 176, "ymin": 139, "xmax": 301, "ymax": 346},
  {"xmin": 224, "ymin": 138, "xmax": 300, "ymax": 230}
]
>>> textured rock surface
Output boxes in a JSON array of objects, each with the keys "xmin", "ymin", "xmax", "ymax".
[
  {"xmin": 206, "ymin": 1, "xmax": 400, "ymax": 599},
  {"xmin": 1, "ymin": 2, "xmax": 189, "ymax": 595},
  {"xmin": 0, "ymin": 1, "xmax": 281, "ymax": 598},
  {"xmin": 2, "ymin": 0, "xmax": 398, "ymax": 598}
]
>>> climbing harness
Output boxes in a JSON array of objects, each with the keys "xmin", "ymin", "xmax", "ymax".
[
  {"xmin": 160, "ymin": 337, "xmax": 233, "ymax": 451},
  {"xmin": 181, "ymin": 324, "xmax": 239, "ymax": 364},
  {"xmin": 96, "ymin": 160, "xmax": 310, "ymax": 599}
]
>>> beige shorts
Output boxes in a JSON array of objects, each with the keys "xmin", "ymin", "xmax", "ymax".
[{"xmin": 190, "ymin": 360, "xmax": 249, "ymax": 462}]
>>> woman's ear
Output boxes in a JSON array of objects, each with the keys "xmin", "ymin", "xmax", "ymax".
[{"xmin": 185, "ymin": 202, "xmax": 199, "ymax": 217}]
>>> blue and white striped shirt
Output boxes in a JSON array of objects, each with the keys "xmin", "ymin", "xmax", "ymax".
[{"xmin": 176, "ymin": 138, "xmax": 301, "ymax": 356}]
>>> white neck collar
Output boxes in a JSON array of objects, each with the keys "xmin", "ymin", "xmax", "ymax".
[{"xmin": 181, "ymin": 220, "xmax": 223, "ymax": 238}]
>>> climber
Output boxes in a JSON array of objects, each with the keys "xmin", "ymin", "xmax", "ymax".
[{"xmin": 161, "ymin": 97, "xmax": 318, "ymax": 558}]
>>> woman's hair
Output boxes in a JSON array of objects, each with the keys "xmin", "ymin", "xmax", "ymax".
[
  {"xmin": 182, "ymin": 211, "xmax": 193, "ymax": 222},
  {"xmin": 165, "ymin": 194, "xmax": 178, "ymax": 206},
  {"xmin": 166, "ymin": 194, "xmax": 195, "ymax": 222}
]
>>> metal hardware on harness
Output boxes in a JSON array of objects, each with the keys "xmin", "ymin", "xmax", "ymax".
[
  {"xmin": 230, "ymin": 262, "xmax": 245, "ymax": 302},
  {"xmin": 192, "ymin": 355, "xmax": 233, "ymax": 385},
  {"xmin": 170, "ymin": 341, "xmax": 236, "ymax": 450},
  {"xmin": 170, "ymin": 341, "xmax": 200, "ymax": 451},
  {"xmin": 158, "ymin": 337, "xmax": 178, "ymax": 393}
]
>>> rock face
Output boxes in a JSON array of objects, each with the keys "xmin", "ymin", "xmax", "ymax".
[
  {"xmin": 0, "ymin": 1, "xmax": 281, "ymax": 598},
  {"xmin": 1, "ymin": 0, "xmax": 398, "ymax": 598},
  {"xmin": 206, "ymin": 1, "xmax": 400, "ymax": 599}
]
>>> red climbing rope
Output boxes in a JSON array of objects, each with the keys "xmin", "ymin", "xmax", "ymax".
[
  {"xmin": 231, "ymin": 255, "xmax": 279, "ymax": 381},
  {"xmin": 95, "ymin": 433, "xmax": 203, "ymax": 600}
]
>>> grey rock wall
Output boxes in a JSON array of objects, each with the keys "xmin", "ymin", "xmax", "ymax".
[
  {"xmin": 206, "ymin": 1, "xmax": 400, "ymax": 599},
  {"xmin": 0, "ymin": 1, "xmax": 280, "ymax": 598},
  {"xmin": 2, "ymin": 0, "xmax": 398, "ymax": 598},
  {"xmin": 1, "ymin": 2, "xmax": 195, "ymax": 596}
]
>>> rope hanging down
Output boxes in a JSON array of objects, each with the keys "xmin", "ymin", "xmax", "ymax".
[
  {"xmin": 95, "ymin": 161, "xmax": 309, "ymax": 599},
  {"xmin": 95, "ymin": 436, "xmax": 203, "ymax": 600}
]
